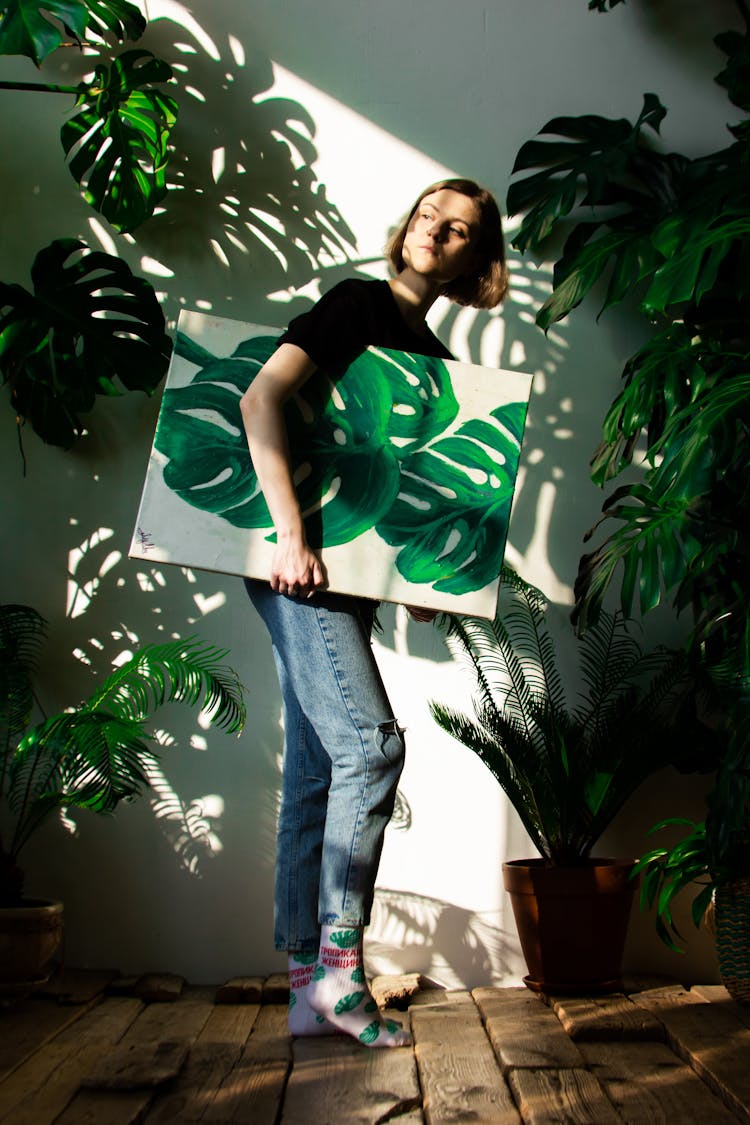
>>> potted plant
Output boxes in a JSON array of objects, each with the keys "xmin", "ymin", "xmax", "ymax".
[
  {"xmin": 0, "ymin": 602, "xmax": 246, "ymax": 994},
  {"xmin": 635, "ymin": 713, "xmax": 750, "ymax": 1003},
  {"xmin": 430, "ymin": 568, "xmax": 703, "ymax": 993}
]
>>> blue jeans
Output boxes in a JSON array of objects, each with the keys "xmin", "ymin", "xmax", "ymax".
[{"xmin": 245, "ymin": 580, "xmax": 406, "ymax": 952}]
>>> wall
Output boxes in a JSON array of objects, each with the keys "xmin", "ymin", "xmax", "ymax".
[{"xmin": 1, "ymin": 0, "xmax": 739, "ymax": 986}]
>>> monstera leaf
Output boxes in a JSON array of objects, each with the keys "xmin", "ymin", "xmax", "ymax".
[
  {"xmin": 376, "ymin": 402, "xmax": 528, "ymax": 595},
  {"xmin": 369, "ymin": 346, "xmax": 458, "ymax": 452},
  {"xmin": 61, "ymin": 49, "xmax": 177, "ymax": 233},
  {"xmin": 0, "ymin": 0, "xmax": 143, "ymax": 64},
  {"xmin": 507, "ymin": 94, "xmax": 667, "ymax": 254},
  {"xmin": 0, "ymin": 238, "xmax": 171, "ymax": 447}
]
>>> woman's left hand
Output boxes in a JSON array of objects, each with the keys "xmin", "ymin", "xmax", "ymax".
[{"xmin": 406, "ymin": 605, "xmax": 437, "ymax": 623}]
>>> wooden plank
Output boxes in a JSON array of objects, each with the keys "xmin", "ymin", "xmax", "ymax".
[
  {"xmin": 134, "ymin": 972, "xmax": 186, "ymax": 1002},
  {"xmin": 57, "ymin": 988, "xmax": 215, "ymax": 1125},
  {"xmin": 261, "ymin": 973, "xmax": 289, "ymax": 1004},
  {"xmin": 281, "ymin": 1030, "xmax": 421, "ymax": 1125},
  {"xmin": 0, "ymin": 996, "xmax": 100, "ymax": 1082},
  {"xmin": 214, "ymin": 977, "xmax": 264, "ymax": 1004},
  {"xmin": 40, "ymin": 967, "xmax": 118, "ymax": 1005},
  {"xmin": 0, "ymin": 997, "xmax": 143, "ymax": 1124},
  {"xmin": 550, "ymin": 994, "xmax": 664, "ymax": 1041},
  {"xmin": 80, "ymin": 1039, "xmax": 190, "ymax": 1090},
  {"xmin": 410, "ymin": 990, "xmax": 520, "ymax": 1124},
  {"xmin": 634, "ymin": 983, "xmax": 750, "ymax": 1122},
  {"xmin": 580, "ymin": 1040, "xmax": 740, "ymax": 1124},
  {"xmin": 201, "ymin": 1003, "xmax": 291, "ymax": 1124},
  {"xmin": 508, "ymin": 1067, "xmax": 623, "ymax": 1125},
  {"xmin": 143, "ymin": 1004, "xmax": 261, "ymax": 1122},
  {"xmin": 371, "ymin": 973, "xmax": 422, "ymax": 1009},
  {"xmin": 474, "ymin": 986, "xmax": 584, "ymax": 1071},
  {"xmin": 692, "ymin": 984, "xmax": 750, "ymax": 1029}
]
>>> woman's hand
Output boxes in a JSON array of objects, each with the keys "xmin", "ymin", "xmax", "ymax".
[
  {"xmin": 406, "ymin": 605, "xmax": 437, "ymax": 623},
  {"xmin": 271, "ymin": 534, "xmax": 326, "ymax": 597}
]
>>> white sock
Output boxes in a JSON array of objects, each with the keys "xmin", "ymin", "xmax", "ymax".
[
  {"xmin": 287, "ymin": 952, "xmax": 337, "ymax": 1036},
  {"xmin": 306, "ymin": 925, "xmax": 411, "ymax": 1048}
]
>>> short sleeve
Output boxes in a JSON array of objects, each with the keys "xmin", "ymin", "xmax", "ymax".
[{"xmin": 278, "ymin": 281, "xmax": 369, "ymax": 372}]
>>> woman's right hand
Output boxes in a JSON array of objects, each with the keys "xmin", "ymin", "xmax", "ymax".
[{"xmin": 271, "ymin": 534, "xmax": 326, "ymax": 598}]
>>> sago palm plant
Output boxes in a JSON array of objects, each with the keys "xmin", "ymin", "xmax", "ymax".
[
  {"xmin": 0, "ymin": 602, "xmax": 245, "ymax": 905},
  {"xmin": 431, "ymin": 569, "xmax": 699, "ymax": 865}
]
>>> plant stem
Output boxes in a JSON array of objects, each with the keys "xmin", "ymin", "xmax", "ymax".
[{"xmin": 0, "ymin": 81, "xmax": 80, "ymax": 95}]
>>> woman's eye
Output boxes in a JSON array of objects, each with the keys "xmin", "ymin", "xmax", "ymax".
[{"xmin": 450, "ymin": 227, "xmax": 466, "ymax": 238}]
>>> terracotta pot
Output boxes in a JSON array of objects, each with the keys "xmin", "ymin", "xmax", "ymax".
[
  {"xmin": 502, "ymin": 858, "xmax": 638, "ymax": 994},
  {"xmin": 0, "ymin": 900, "xmax": 64, "ymax": 997}
]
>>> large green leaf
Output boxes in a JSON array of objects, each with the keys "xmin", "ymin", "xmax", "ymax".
[
  {"xmin": 0, "ymin": 238, "xmax": 171, "ymax": 447},
  {"xmin": 0, "ymin": 0, "xmax": 143, "ymax": 64},
  {"xmin": 590, "ymin": 325, "xmax": 707, "ymax": 484},
  {"xmin": 61, "ymin": 49, "xmax": 177, "ymax": 233},
  {"xmin": 507, "ymin": 94, "xmax": 667, "ymax": 253},
  {"xmin": 715, "ymin": 26, "xmax": 750, "ymax": 113},
  {"xmin": 574, "ymin": 482, "xmax": 705, "ymax": 627},
  {"xmin": 537, "ymin": 224, "xmax": 659, "ymax": 329},
  {"xmin": 376, "ymin": 402, "xmax": 528, "ymax": 594},
  {"xmin": 369, "ymin": 346, "xmax": 458, "ymax": 452},
  {"xmin": 643, "ymin": 210, "xmax": 750, "ymax": 314}
]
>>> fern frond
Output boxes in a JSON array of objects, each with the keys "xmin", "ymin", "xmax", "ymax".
[
  {"xmin": 9, "ymin": 711, "xmax": 155, "ymax": 855},
  {"xmin": 86, "ymin": 639, "xmax": 246, "ymax": 732},
  {"xmin": 430, "ymin": 701, "xmax": 552, "ymax": 858}
]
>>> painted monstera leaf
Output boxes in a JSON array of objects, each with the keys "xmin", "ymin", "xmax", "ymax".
[
  {"xmin": 156, "ymin": 334, "xmax": 455, "ymax": 549},
  {"xmin": 376, "ymin": 402, "xmax": 528, "ymax": 594}
]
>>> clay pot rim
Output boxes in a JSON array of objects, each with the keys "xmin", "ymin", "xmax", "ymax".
[{"xmin": 0, "ymin": 899, "xmax": 64, "ymax": 916}]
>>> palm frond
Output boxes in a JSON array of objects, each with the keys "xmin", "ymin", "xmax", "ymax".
[
  {"xmin": 430, "ymin": 701, "xmax": 552, "ymax": 859},
  {"xmin": 9, "ymin": 710, "xmax": 155, "ymax": 856},
  {"xmin": 85, "ymin": 639, "xmax": 246, "ymax": 732}
]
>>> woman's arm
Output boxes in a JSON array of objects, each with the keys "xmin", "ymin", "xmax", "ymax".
[{"xmin": 240, "ymin": 342, "xmax": 325, "ymax": 596}]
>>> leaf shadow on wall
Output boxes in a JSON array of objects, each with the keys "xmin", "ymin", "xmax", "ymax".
[
  {"xmin": 131, "ymin": 15, "xmax": 375, "ymax": 320},
  {"xmin": 368, "ymin": 888, "xmax": 524, "ymax": 988}
]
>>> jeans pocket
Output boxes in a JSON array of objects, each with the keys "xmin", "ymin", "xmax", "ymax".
[{"xmin": 376, "ymin": 720, "xmax": 406, "ymax": 766}]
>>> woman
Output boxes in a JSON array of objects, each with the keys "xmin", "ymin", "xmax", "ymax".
[{"xmin": 241, "ymin": 178, "xmax": 508, "ymax": 1047}]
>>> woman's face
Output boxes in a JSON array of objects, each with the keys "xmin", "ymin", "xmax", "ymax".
[{"xmin": 401, "ymin": 188, "xmax": 480, "ymax": 285}]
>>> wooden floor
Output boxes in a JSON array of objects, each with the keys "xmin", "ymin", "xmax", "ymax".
[{"xmin": 1, "ymin": 969, "xmax": 750, "ymax": 1123}]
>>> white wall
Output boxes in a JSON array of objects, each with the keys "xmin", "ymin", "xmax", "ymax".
[{"xmin": 2, "ymin": 0, "xmax": 739, "ymax": 986}]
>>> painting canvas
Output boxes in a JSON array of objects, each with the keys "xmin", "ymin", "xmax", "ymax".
[{"xmin": 130, "ymin": 309, "xmax": 533, "ymax": 618}]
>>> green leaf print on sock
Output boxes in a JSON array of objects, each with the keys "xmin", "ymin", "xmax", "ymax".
[
  {"xmin": 364, "ymin": 999, "xmax": 378, "ymax": 1013},
  {"xmin": 384, "ymin": 1018, "xmax": 400, "ymax": 1033},
  {"xmin": 315, "ymin": 1013, "xmax": 325, "ymax": 1023},
  {"xmin": 350, "ymin": 966, "xmax": 366, "ymax": 983},
  {"xmin": 292, "ymin": 951, "xmax": 317, "ymax": 965},
  {"xmin": 359, "ymin": 1021, "xmax": 380, "ymax": 1045},
  {"xmin": 288, "ymin": 992, "xmax": 296, "ymax": 1009},
  {"xmin": 328, "ymin": 929, "xmax": 361, "ymax": 948},
  {"xmin": 334, "ymin": 991, "xmax": 365, "ymax": 1014},
  {"xmin": 312, "ymin": 965, "xmax": 326, "ymax": 981}
]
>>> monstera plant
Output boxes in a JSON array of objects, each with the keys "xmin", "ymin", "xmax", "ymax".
[
  {"xmin": 506, "ymin": 1, "xmax": 750, "ymax": 959},
  {"xmin": 157, "ymin": 329, "xmax": 528, "ymax": 596},
  {"xmin": 0, "ymin": 0, "xmax": 177, "ymax": 453}
]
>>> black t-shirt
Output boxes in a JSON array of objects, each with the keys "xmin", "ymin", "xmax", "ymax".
[{"xmin": 278, "ymin": 278, "xmax": 453, "ymax": 369}]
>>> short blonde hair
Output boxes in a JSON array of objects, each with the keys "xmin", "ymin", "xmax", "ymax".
[{"xmin": 386, "ymin": 178, "xmax": 509, "ymax": 309}]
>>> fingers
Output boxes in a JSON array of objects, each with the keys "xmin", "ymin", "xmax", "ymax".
[
  {"xmin": 406, "ymin": 605, "xmax": 437, "ymax": 622},
  {"xmin": 270, "ymin": 547, "xmax": 327, "ymax": 598}
]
